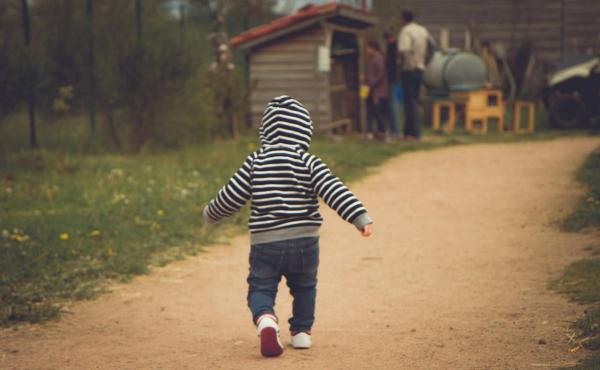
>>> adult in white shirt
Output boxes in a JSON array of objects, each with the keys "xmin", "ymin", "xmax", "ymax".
[{"xmin": 397, "ymin": 10, "xmax": 430, "ymax": 140}]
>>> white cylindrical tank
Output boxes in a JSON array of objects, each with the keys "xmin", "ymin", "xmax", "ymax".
[{"xmin": 424, "ymin": 49, "xmax": 487, "ymax": 96}]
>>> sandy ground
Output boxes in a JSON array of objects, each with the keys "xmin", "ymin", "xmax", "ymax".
[{"xmin": 2, "ymin": 137, "xmax": 600, "ymax": 370}]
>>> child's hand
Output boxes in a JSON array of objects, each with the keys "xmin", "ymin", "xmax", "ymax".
[{"xmin": 360, "ymin": 224, "xmax": 373, "ymax": 237}]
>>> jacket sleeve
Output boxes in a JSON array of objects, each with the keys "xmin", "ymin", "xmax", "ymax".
[
  {"xmin": 306, "ymin": 154, "xmax": 373, "ymax": 229},
  {"xmin": 203, "ymin": 155, "xmax": 253, "ymax": 224}
]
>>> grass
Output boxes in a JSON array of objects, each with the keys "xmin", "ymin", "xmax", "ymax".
[
  {"xmin": 559, "ymin": 353, "xmax": 600, "ymax": 370},
  {"xmin": 552, "ymin": 150, "xmax": 600, "ymax": 370},
  {"xmin": 562, "ymin": 152, "xmax": 600, "ymax": 231},
  {"xmin": 0, "ymin": 139, "xmax": 252, "ymax": 324},
  {"xmin": 0, "ymin": 114, "xmax": 594, "ymax": 326}
]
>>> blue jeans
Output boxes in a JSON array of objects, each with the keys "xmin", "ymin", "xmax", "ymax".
[
  {"xmin": 401, "ymin": 70, "xmax": 423, "ymax": 138},
  {"xmin": 247, "ymin": 237, "xmax": 319, "ymax": 333},
  {"xmin": 388, "ymin": 83, "xmax": 401, "ymax": 136},
  {"xmin": 367, "ymin": 96, "xmax": 390, "ymax": 134}
]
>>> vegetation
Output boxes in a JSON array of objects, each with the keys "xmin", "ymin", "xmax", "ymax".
[
  {"xmin": 562, "ymin": 152, "xmax": 600, "ymax": 231},
  {"xmin": 553, "ymin": 151, "xmax": 600, "ymax": 370},
  {"xmin": 0, "ymin": 0, "xmax": 275, "ymax": 151}
]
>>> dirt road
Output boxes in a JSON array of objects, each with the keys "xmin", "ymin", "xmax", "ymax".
[{"xmin": 2, "ymin": 137, "xmax": 600, "ymax": 370}]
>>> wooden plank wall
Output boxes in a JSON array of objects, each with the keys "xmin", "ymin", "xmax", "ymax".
[
  {"xmin": 248, "ymin": 26, "xmax": 331, "ymax": 130},
  {"xmin": 563, "ymin": 0, "xmax": 600, "ymax": 57},
  {"xmin": 400, "ymin": 0, "xmax": 600, "ymax": 67}
]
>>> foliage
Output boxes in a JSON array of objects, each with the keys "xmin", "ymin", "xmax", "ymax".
[
  {"xmin": 0, "ymin": 136, "xmax": 256, "ymax": 325},
  {"xmin": 559, "ymin": 353, "xmax": 600, "ymax": 370},
  {"xmin": 551, "ymin": 258, "xmax": 600, "ymax": 305},
  {"xmin": 554, "ymin": 150, "xmax": 600, "ymax": 368},
  {"xmin": 562, "ymin": 151, "xmax": 600, "ymax": 231},
  {"xmin": 0, "ymin": 0, "xmax": 277, "ymax": 151},
  {"xmin": 573, "ymin": 307, "xmax": 600, "ymax": 351}
]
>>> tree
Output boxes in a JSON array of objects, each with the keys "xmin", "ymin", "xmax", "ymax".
[{"xmin": 191, "ymin": 0, "xmax": 276, "ymax": 138}]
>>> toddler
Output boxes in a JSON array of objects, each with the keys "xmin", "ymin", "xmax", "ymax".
[{"xmin": 203, "ymin": 95, "xmax": 373, "ymax": 357}]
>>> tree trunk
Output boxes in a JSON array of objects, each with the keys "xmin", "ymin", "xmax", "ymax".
[
  {"xmin": 86, "ymin": 0, "xmax": 96, "ymax": 133},
  {"xmin": 104, "ymin": 108, "xmax": 122, "ymax": 152},
  {"xmin": 21, "ymin": 0, "xmax": 37, "ymax": 149}
]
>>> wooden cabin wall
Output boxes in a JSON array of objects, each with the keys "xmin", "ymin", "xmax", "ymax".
[
  {"xmin": 248, "ymin": 26, "xmax": 331, "ymax": 130},
  {"xmin": 399, "ymin": 0, "xmax": 600, "ymax": 67},
  {"xmin": 562, "ymin": 0, "xmax": 600, "ymax": 57}
]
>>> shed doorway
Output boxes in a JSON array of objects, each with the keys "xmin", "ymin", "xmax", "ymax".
[{"xmin": 330, "ymin": 31, "xmax": 360, "ymax": 132}]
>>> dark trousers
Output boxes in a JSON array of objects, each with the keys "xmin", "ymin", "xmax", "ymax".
[
  {"xmin": 400, "ymin": 70, "xmax": 423, "ymax": 138},
  {"xmin": 367, "ymin": 96, "xmax": 389, "ymax": 134},
  {"xmin": 247, "ymin": 237, "xmax": 319, "ymax": 333}
]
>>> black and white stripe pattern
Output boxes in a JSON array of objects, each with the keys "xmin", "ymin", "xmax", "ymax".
[{"xmin": 205, "ymin": 95, "xmax": 369, "ymax": 234}]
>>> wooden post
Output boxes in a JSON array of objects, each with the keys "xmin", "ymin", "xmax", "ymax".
[
  {"xmin": 21, "ymin": 0, "xmax": 37, "ymax": 149},
  {"xmin": 432, "ymin": 101, "xmax": 456, "ymax": 133},
  {"xmin": 440, "ymin": 28, "xmax": 450, "ymax": 49},
  {"xmin": 357, "ymin": 32, "xmax": 367, "ymax": 133},
  {"xmin": 321, "ymin": 24, "xmax": 333, "ymax": 132},
  {"xmin": 513, "ymin": 101, "xmax": 536, "ymax": 133},
  {"xmin": 528, "ymin": 102, "xmax": 535, "ymax": 132},
  {"xmin": 86, "ymin": 0, "xmax": 96, "ymax": 133},
  {"xmin": 135, "ymin": 0, "xmax": 142, "ymax": 43}
]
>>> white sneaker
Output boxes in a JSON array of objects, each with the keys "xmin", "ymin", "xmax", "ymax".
[
  {"xmin": 256, "ymin": 314, "xmax": 283, "ymax": 357},
  {"xmin": 290, "ymin": 332, "xmax": 312, "ymax": 349}
]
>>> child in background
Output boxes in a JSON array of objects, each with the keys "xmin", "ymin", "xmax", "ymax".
[{"xmin": 203, "ymin": 95, "xmax": 373, "ymax": 357}]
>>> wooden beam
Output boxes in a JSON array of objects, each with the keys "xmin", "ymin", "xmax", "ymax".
[
  {"xmin": 357, "ymin": 30, "xmax": 367, "ymax": 133},
  {"xmin": 337, "ymin": 7, "xmax": 378, "ymax": 26},
  {"xmin": 239, "ymin": 18, "xmax": 325, "ymax": 51},
  {"xmin": 322, "ymin": 21, "xmax": 362, "ymax": 36}
]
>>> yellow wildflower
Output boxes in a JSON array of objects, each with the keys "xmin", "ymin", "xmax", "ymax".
[
  {"xmin": 156, "ymin": 209, "xmax": 166, "ymax": 216},
  {"xmin": 13, "ymin": 234, "xmax": 30, "ymax": 242},
  {"xmin": 90, "ymin": 230, "xmax": 101, "ymax": 237},
  {"xmin": 59, "ymin": 233, "xmax": 70, "ymax": 241}
]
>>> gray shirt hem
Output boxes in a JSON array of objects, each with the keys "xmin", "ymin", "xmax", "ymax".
[{"xmin": 250, "ymin": 226, "xmax": 320, "ymax": 245}]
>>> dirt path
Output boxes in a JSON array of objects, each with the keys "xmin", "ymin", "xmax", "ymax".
[{"xmin": 2, "ymin": 137, "xmax": 600, "ymax": 370}]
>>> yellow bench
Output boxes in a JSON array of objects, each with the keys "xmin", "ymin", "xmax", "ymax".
[
  {"xmin": 512, "ymin": 100, "xmax": 536, "ymax": 133},
  {"xmin": 452, "ymin": 89, "xmax": 505, "ymax": 134},
  {"xmin": 432, "ymin": 100, "xmax": 457, "ymax": 133}
]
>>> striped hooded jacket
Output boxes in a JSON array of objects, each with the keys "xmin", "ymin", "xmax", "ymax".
[{"xmin": 203, "ymin": 96, "xmax": 372, "ymax": 245}]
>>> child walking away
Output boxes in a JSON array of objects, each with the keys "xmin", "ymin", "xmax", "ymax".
[{"xmin": 203, "ymin": 96, "xmax": 373, "ymax": 357}]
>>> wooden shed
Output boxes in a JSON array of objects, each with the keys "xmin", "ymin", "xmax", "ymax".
[{"xmin": 230, "ymin": 3, "xmax": 377, "ymax": 133}]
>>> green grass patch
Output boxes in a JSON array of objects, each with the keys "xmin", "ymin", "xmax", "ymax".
[
  {"xmin": 551, "ymin": 249, "xmax": 600, "ymax": 369},
  {"xmin": 563, "ymin": 151, "xmax": 600, "ymax": 231},
  {"xmin": 554, "ymin": 150, "xmax": 600, "ymax": 369},
  {"xmin": 0, "ymin": 137, "xmax": 255, "ymax": 325},
  {"xmin": 559, "ymin": 353, "xmax": 600, "ymax": 370},
  {"xmin": 551, "ymin": 258, "xmax": 600, "ymax": 305},
  {"xmin": 0, "ymin": 117, "xmax": 592, "ymax": 326}
]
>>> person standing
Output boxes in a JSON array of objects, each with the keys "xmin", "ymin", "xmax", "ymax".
[
  {"xmin": 384, "ymin": 29, "xmax": 401, "ymax": 138},
  {"xmin": 365, "ymin": 40, "xmax": 389, "ymax": 141},
  {"xmin": 397, "ymin": 10, "xmax": 430, "ymax": 141}
]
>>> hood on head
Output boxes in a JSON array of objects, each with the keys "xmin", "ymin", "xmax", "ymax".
[{"xmin": 259, "ymin": 95, "xmax": 313, "ymax": 151}]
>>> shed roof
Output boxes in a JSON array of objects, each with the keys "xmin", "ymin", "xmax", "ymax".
[{"xmin": 230, "ymin": 3, "xmax": 376, "ymax": 50}]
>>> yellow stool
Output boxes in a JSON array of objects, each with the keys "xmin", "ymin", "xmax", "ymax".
[
  {"xmin": 513, "ymin": 100, "xmax": 536, "ymax": 133},
  {"xmin": 432, "ymin": 100, "xmax": 457, "ymax": 133},
  {"xmin": 453, "ymin": 89, "xmax": 505, "ymax": 133}
]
